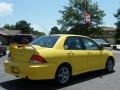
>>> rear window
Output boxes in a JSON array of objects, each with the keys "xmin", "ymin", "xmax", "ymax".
[{"xmin": 30, "ymin": 36, "xmax": 60, "ymax": 48}]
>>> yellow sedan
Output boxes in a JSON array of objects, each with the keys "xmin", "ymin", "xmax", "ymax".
[{"xmin": 4, "ymin": 34, "xmax": 115, "ymax": 85}]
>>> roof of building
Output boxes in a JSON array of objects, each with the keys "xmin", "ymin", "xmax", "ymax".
[{"xmin": 0, "ymin": 28, "xmax": 21, "ymax": 36}]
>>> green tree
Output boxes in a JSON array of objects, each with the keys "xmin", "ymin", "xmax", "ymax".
[
  {"xmin": 15, "ymin": 20, "xmax": 33, "ymax": 34},
  {"xmin": 50, "ymin": 26, "xmax": 61, "ymax": 34},
  {"xmin": 3, "ymin": 24, "xmax": 15, "ymax": 30},
  {"xmin": 58, "ymin": 0, "xmax": 105, "ymax": 37},
  {"xmin": 114, "ymin": 8, "xmax": 120, "ymax": 44}
]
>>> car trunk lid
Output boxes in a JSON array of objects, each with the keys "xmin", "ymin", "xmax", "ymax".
[{"xmin": 10, "ymin": 45, "xmax": 43, "ymax": 63}]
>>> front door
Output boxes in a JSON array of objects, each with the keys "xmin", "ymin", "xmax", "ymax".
[{"xmin": 81, "ymin": 37, "xmax": 105, "ymax": 70}]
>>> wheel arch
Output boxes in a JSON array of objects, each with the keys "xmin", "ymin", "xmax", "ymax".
[{"xmin": 55, "ymin": 62, "xmax": 72, "ymax": 77}]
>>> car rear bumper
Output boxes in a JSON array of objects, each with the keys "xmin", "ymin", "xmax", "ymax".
[{"xmin": 4, "ymin": 60, "xmax": 57, "ymax": 80}]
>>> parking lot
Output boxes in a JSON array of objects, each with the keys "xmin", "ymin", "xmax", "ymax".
[{"xmin": 0, "ymin": 50, "xmax": 120, "ymax": 90}]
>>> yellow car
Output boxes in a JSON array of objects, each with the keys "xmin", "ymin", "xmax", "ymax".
[{"xmin": 4, "ymin": 34, "xmax": 115, "ymax": 84}]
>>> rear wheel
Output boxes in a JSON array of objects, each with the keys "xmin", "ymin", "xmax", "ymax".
[
  {"xmin": 105, "ymin": 59, "xmax": 114, "ymax": 73},
  {"xmin": 55, "ymin": 65, "xmax": 71, "ymax": 85}
]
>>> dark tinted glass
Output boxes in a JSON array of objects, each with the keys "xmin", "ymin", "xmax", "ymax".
[
  {"xmin": 82, "ymin": 38, "xmax": 99, "ymax": 50},
  {"xmin": 30, "ymin": 36, "xmax": 60, "ymax": 48},
  {"xmin": 93, "ymin": 39, "xmax": 107, "ymax": 45},
  {"xmin": 64, "ymin": 37, "xmax": 84, "ymax": 50}
]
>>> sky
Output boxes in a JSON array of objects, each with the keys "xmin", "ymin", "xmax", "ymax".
[{"xmin": 0, "ymin": 0, "xmax": 120, "ymax": 34}]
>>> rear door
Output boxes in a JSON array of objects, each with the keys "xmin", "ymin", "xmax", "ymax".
[{"xmin": 64, "ymin": 36, "xmax": 89, "ymax": 74}]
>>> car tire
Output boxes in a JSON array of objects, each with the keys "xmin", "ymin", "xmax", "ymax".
[
  {"xmin": 55, "ymin": 65, "xmax": 71, "ymax": 85},
  {"xmin": 113, "ymin": 45, "xmax": 117, "ymax": 50},
  {"xmin": 105, "ymin": 59, "xmax": 114, "ymax": 73},
  {"xmin": 3, "ymin": 51, "xmax": 6, "ymax": 55}
]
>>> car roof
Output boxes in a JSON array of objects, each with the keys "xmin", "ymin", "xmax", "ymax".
[
  {"xmin": 93, "ymin": 38, "xmax": 105, "ymax": 40},
  {"xmin": 49, "ymin": 34, "xmax": 89, "ymax": 38}
]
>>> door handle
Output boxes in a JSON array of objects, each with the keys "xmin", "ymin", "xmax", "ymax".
[
  {"xmin": 88, "ymin": 52, "xmax": 93, "ymax": 55},
  {"xmin": 68, "ymin": 52, "xmax": 74, "ymax": 56}
]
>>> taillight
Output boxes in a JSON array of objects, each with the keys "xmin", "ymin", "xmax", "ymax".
[
  {"xmin": 30, "ymin": 55, "xmax": 47, "ymax": 64},
  {"xmin": 8, "ymin": 52, "xmax": 11, "ymax": 60}
]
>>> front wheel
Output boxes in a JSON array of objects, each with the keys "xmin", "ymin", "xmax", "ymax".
[
  {"xmin": 105, "ymin": 59, "xmax": 114, "ymax": 73},
  {"xmin": 55, "ymin": 65, "xmax": 71, "ymax": 85},
  {"xmin": 3, "ymin": 51, "xmax": 6, "ymax": 55}
]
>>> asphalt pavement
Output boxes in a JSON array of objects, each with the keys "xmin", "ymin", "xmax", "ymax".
[{"xmin": 0, "ymin": 50, "xmax": 120, "ymax": 90}]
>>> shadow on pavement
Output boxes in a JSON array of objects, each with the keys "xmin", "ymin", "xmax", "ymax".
[
  {"xmin": 0, "ymin": 70, "xmax": 115, "ymax": 90},
  {"xmin": 0, "ymin": 54, "xmax": 6, "ymax": 57},
  {"xmin": 0, "ymin": 55, "xmax": 3, "ymax": 57}
]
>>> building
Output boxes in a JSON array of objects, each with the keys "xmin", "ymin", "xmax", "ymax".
[
  {"xmin": 0, "ymin": 27, "xmax": 116, "ymax": 44},
  {"xmin": 102, "ymin": 27, "xmax": 116, "ymax": 44},
  {"xmin": 0, "ymin": 28, "xmax": 21, "ymax": 44}
]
